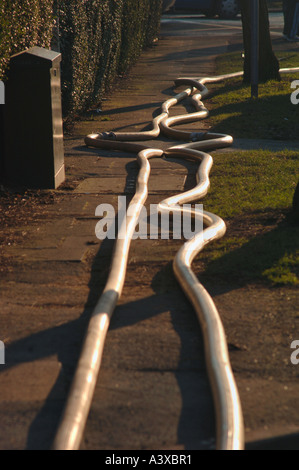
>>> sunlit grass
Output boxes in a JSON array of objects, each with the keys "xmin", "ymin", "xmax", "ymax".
[
  {"xmin": 206, "ymin": 51, "xmax": 299, "ymax": 140},
  {"xmin": 198, "ymin": 150, "xmax": 299, "ymax": 286},
  {"xmin": 199, "ymin": 49, "xmax": 299, "ymax": 285},
  {"xmin": 204, "ymin": 150, "xmax": 298, "ymax": 217}
]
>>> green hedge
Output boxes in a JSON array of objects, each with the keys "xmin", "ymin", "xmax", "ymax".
[
  {"xmin": 0, "ymin": 0, "xmax": 162, "ymax": 116},
  {"xmin": 0, "ymin": 0, "xmax": 53, "ymax": 81},
  {"xmin": 57, "ymin": 0, "xmax": 162, "ymax": 115}
]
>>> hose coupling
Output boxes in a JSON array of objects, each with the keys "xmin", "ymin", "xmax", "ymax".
[
  {"xmin": 190, "ymin": 132, "xmax": 206, "ymax": 142},
  {"xmin": 101, "ymin": 131, "xmax": 117, "ymax": 140}
]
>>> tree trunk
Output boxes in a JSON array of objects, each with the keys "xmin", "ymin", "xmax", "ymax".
[{"xmin": 239, "ymin": 0, "xmax": 280, "ymax": 83}]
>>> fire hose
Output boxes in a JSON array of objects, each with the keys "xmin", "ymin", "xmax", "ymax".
[{"xmin": 52, "ymin": 68, "xmax": 299, "ymax": 451}]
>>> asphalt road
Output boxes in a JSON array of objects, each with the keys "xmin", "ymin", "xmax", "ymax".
[{"xmin": 161, "ymin": 11, "xmax": 284, "ymax": 38}]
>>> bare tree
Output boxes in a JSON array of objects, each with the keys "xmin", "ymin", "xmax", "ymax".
[{"xmin": 239, "ymin": 0, "xmax": 281, "ymax": 83}]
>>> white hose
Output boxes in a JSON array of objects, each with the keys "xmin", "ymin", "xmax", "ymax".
[{"xmin": 53, "ymin": 67, "xmax": 299, "ymax": 450}]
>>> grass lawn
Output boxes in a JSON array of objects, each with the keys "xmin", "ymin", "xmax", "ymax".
[
  {"xmin": 196, "ymin": 47, "xmax": 299, "ymax": 288},
  {"xmin": 206, "ymin": 51, "xmax": 299, "ymax": 140},
  {"xmin": 198, "ymin": 150, "xmax": 299, "ymax": 287}
]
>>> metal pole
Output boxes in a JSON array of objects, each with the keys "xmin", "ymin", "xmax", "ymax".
[{"xmin": 251, "ymin": 0, "xmax": 259, "ymax": 98}]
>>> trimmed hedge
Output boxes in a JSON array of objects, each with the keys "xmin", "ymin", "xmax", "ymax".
[
  {"xmin": 58, "ymin": 0, "xmax": 162, "ymax": 115},
  {"xmin": 0, "ymin": 0, "xmax": 162, "ymax": 116},
  {"xmin": 0, "ymin": 1, "xmax": 53, "ymax": 81}
]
